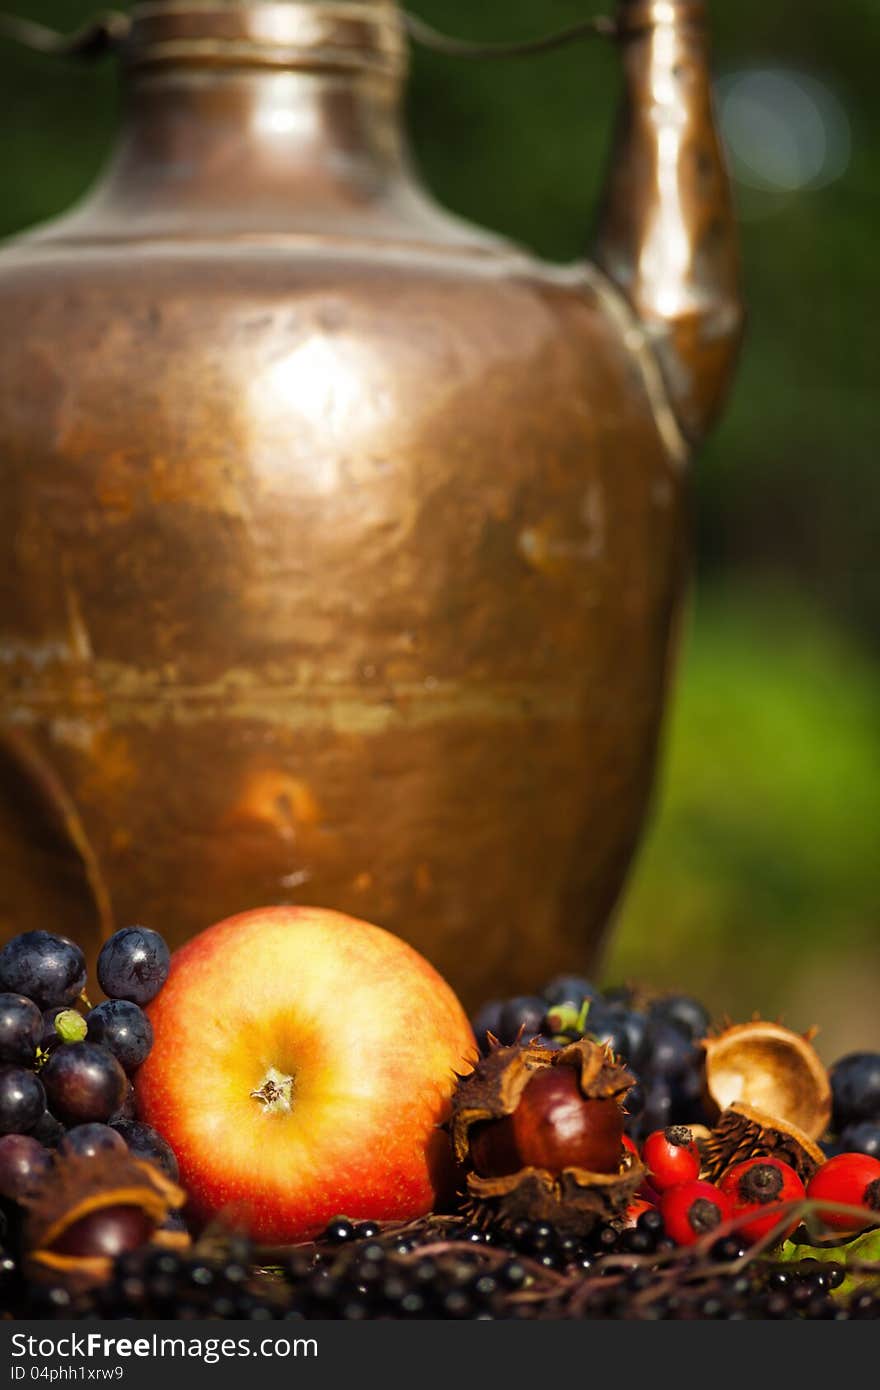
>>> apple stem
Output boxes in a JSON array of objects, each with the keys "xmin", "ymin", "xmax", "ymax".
[{"xmin": 250, "ymin": 1065, "xmax": 295, "ymax": 1114}]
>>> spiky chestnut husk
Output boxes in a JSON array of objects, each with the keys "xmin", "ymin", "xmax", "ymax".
[
  {"xmin": 700, "ymin": 1102, "xmax": 825, "ymax": 1184},
  {"xmin": 21, "ymin": 1149, "xmax": 189, "ymax": 1291},
  {"xmin": 701, "ymin": 1021, "xmax": 831, "ymax": 1140},
  {"xmin": 450, "ymin": 1037, "xmax": 645, "ymax": 1236}
]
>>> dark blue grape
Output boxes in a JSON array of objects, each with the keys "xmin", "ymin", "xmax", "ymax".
[
  {"xmin": 471, "ymin": 1000, "xmax": 503, "ymax": 1053},
  {"xmin": 60, "ymin": 1123, "xmax": 128, "ymax": 1160},
  {"xmin": 497, "ymin": 996, "xmax": 546, "ymax": 1045},
  {"xmin": 620, "ymin": 1011, "xmax": 650, "ymax": 1068},
  {"xmin": 119, "ymin": 1119, "xmax": 179, "ymax": 1182},
  {"xmin": 669, "ymin": 1065, "xmax": 709, "ymax": 1125},
  {"xmin": 645, "ymin": 1021, "xmax": 698, "ymax": 1078},
  {"xmin": 87, "ymin": 1000, "xmax": 153, "ymax": 1073},
  {"xmin": 30, "ymin": 1110, "xmax": 65, "ymax": 1148},
  {"xmin": 0, "ymin": 1133, "xmax": 54, "ymax": 1200},
  {"xmin": 820, "ymin": 1136, "xmax": 843, "ymax": 1159},
  {"xmin": 111, "ymin": 1119, "xmax": 179, "ymax": 1181},
  {"xmin": 108, "ymin": 1081, "xmax": 137, "ymax": 1125},
  {"xmin": 623, "ymin": 1081, "xmax": 645, "ymax": 1119},
  {"xmin": 839, "ymin": 1122, "xmax": 880, "ymax": 1160},
  {"xmin": 41, "ymin": 1042, "xmax": 127, "ymax": 1125},
  {"xmin": 0, "ymin": 1065, "xmax": 46, "ymax": 1134},
  {"xmin": 586, "ymin": 1004, "xmax": 630, "ymax": 1060},
  {"xmin": 542, "ymin": 976, "xmax": 601, "ymax": 1008},
  {"xmin": 648, "ymin": 995, "xmax": 710, "ymax": 1042},
  {"xmin": 39, "ymin": 1007, "xmax": 65, "ymax": 1051},
  {"xmin": 0, "ymin": 932, "xmax": 86, "ymax": 1010},
  {"xmin": 640, "ymin": 1076, "xmax": 674, "ymax": 1134},
  {"xmin": 830, "ymin": 1053, "xmax": 880, "ymax": 1129},
  {"xmin": 97, "ymin": 927, "xmax": 170, "ymax": 1006},
  {"xmin": 0, "ymin": 993, "xmax": 41, "ymax": 1065}
]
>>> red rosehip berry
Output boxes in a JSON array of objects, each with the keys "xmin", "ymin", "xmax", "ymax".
[
  {"xmin": 643, "ymin": 1125, "xmax": 701, "ymax": 1192},
  {"xmin": 619, "ymin": 1131, "xmax": 660, "ymax": 1199},
  {"xmin": 622, "ymin": 1134, "xmax": 640, "ymax": 1159},
  {"xmin": 623, "ymin": 1196, "xmax": 656, "ymax": 1228},
  {"xmin": 806, "ymin": 1152, "xmax": 880, "ymax": 1232},
  {"xmin": 660, "ymin": 1180, "xmax": 732, "ymax": 1247},
  {"xmin": 718, "ymin": 1157, "xmax": 805, "ymax": 1245}
]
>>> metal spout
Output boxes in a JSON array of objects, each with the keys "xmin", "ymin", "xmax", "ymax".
[{"xmin": 594, "ymin": 0, "xmax": 744, "ymax": 448}]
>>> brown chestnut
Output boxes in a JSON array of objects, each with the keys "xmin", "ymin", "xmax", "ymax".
[
  {"xmin": 469, "ymin": 1065, "xmax": 624, "ymax": 1177},
  {"xmin": 50, "ymin": 1203, "xmax": 154, "ymax": 1259}
]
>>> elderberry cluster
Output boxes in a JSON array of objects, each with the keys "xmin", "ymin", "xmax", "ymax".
[
  {"xmin": 284, "ymin": 1242, "xmax": 513, "ymax": 1320},
  {"xmin": 7, "ymin": 1211, "xmax": 878, "ymax": 1321}
]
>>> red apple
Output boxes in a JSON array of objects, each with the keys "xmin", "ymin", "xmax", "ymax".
[{"xmin": 136, "ymin": 906, "xmax": 476, "ymax": 1242}]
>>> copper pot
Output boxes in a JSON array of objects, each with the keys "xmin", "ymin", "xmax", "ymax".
[{"xmin": 0, "ymin": 0, "xmax": 742, "ymax": 1004}]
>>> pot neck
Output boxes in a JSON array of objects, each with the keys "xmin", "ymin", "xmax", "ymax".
[
  {"xmin": 123, "ymin": 0, "xmax": 405, "ymax": 78},
  {"xmin": 87, "ymin": 1, "xmax": 415, "ymax": 227}
]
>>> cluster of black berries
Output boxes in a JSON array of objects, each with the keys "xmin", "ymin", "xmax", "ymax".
[
  {"xmin": 0, "ymin": 927, "xmax": 179, "ymax": 1210},
  {"xmin": 93, "ymin": 1243, "xmax": 287, "ymax": 1321},
  {"xmin": 283, "ymin": 1241, "xmax": 515, "ymax": 1321},
  {"xmin": 577, "ymin": 1257, "xmax": 869, "ymax": 1321},
  {"xmin": 11, "ymin": 1211, "xmax": 879, "ymax": 1321},
  {"xmin": 13, "ymin": 1229, "xmax": 515, "ymax": 1322},
  {"xmin": 327, "ymin": 1213, "xmax": 608, "ymax": 1273}
]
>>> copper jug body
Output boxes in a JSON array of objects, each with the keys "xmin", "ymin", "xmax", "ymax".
[{"xmin": 0, "ymin": 0, "xmax": 742, "ymax": 1004}]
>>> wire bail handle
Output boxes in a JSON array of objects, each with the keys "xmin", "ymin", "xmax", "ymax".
[{"xmin": 0, "ymin": 7, "xmax": 618, "ymax": 63}]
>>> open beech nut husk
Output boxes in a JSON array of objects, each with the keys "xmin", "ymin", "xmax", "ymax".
[
  {"xmin": 700, "ymin": 1102, "xmax": 825, "ymax": 1184},
  {"xmin": 22, "ymin": 1150, "xmax": 189, "ymax": 1292},
  {"xmin": 450, "ymin": 1037, "xmax": 645, "ymax": 1235},
  {"xmin": 702, "ymin": 1021, "xmax": 831, "ymax": 1140}
]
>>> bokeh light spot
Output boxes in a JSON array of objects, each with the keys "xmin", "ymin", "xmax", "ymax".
[{"xmin": 717, "ymin": 67, "xmax": 851, "ymax": 194}]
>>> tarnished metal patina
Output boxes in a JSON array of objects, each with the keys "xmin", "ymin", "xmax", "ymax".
[{"xmin": 0, "ymin": 0, "xmax": 742, "ymax": 1003}]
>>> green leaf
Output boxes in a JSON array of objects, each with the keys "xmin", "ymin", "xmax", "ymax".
[{"xmin": 776, "ymin": 1228, "xmax": 880, "ymax": 1298}]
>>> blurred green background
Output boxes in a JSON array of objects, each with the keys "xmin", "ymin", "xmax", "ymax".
[{"xmin": 1, "ymin": 0, "xmax": 877, "ymax": 1055}]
